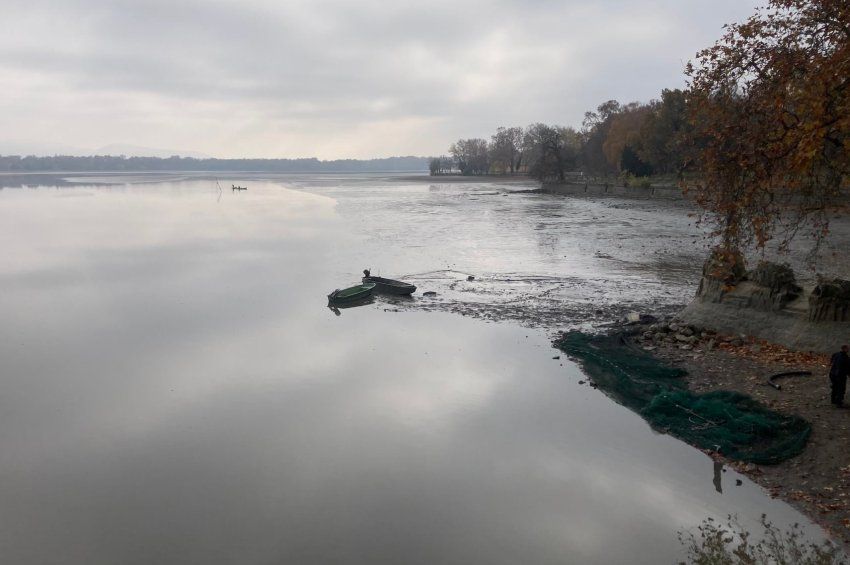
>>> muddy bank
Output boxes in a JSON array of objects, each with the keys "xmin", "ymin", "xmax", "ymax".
[
  {"xmin": 541, "ymin": 181, "xmax": 688, "ymax": 201},
  {"xmin": 681, "ymin": 296, "xmax": 850, "ymax": 354},
  {"xmin": 624, "ymin": 319, "xmax": 850, "ymax": 547},
  {"xmin": 389, "ymin": 270, "xmax": 689, "ymax": 331},
  {"xmin": 390, "ymin": 174, "xmax": 536, "ymax": 184},
  {"xmin": 359, "ymin": 191, "xmax": 711, "ymax": 330}
]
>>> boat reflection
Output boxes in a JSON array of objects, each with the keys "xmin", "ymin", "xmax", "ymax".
[{"xmin": 327, "ymin": 296, "xmax": 375, "ymax": 316}]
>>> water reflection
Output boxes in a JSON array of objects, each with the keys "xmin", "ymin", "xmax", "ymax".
[
  {"xmin": 713, "ymin": 461, "xmax": 724, "ymax": 494},
  {"xmin": 327, "ymin": 296, "xmax": 375, "ymax": 315},
  {"xmin": 0, "ymin": 175, "xmax": 822, "ymax": 564}
]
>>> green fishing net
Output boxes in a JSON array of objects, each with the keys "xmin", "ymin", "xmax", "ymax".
[{"xmin": 556, "ymin": 331, "xmax": 811, "ymax": 465}]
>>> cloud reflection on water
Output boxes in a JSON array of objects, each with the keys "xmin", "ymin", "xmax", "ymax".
[{"xmin": 0, "ymin": 177, "xmax": 817, "ymax": 564}]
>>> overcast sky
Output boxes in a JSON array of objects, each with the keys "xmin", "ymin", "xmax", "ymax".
[{"xmin": 0, "ymin": 0, "xmax": 763, "ymax": 159}]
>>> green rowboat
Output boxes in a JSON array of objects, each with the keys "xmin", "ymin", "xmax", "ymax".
[{"xmin": 327, "ymin": 282, "xmax": 376, "ymax": 303}]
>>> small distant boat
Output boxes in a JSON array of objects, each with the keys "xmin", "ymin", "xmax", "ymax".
[
  {"xmin": 327, "ymin": 282, "xmax": 376, "ymax": 303},
  {"xmin": 232, "ymin": 185, "xmax": 247, "ymax": 191},
  {"xmin": 362, "ymin": 269, "xmax": 417, "ymax": 295}
]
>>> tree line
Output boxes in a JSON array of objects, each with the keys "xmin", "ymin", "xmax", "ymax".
[
  {"xmin": 433, "ymin": 89, "xmax": 691, "ymax": 182},
  {"xmin": 0, "ymin": 155, "xmax": 430, "ymax": 173}
]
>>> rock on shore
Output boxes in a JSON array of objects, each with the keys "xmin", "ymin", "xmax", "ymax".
[{"xmin": 678, "ymin": 257, "xmax": 850, "ymax": 354}]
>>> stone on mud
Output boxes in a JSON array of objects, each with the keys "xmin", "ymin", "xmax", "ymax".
[
  {"xmin": 747, "ymin": 261, "xmax": 802, "ymax": 311},
  {"xmin": 696, "ymin": 248, "xmax": 747, "ymax": 303},
  {"xmin": 808, "ymin": 277, "xmax": 850, "ymax": 322},
  {"xmin": 681, "ymin": 251, "xmax": 850, "ymax": 353}
]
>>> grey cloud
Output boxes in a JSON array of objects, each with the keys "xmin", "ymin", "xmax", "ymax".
[{"xmin": 0, "ymin": 0, "xmax": 765, "ymax": 157}]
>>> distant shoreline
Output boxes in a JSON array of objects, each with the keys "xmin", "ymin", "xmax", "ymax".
[
  {"xmin": 0, "ymin": 153, "xmax": 431, "ymax": 175},
  {"xmin": 0, "ymin": 170, "xmax": 431, "ymax": 188},
  {"xmin": 0, "ymin": 169, "xmax": 430, "ymax": 176}
]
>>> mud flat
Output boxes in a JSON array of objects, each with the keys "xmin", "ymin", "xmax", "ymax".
[
  {"xmin": 390, "ymin": 174, "xmax": 537, "ymax": 184},
  {"xmin": 541, "ymin": 181, "xmax": 687, "ymax": 201}
]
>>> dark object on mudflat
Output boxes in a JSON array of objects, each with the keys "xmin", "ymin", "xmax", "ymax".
[
  {"xmin": 767, "ymin": 370, "xmax": 812, "ymax": 391},
  {"xmin": 625, "ymin": 312, "xmax": 659, "ymax": 325},
  {"xmin": 362, "ymin": 269, "xmax": 416, "ymax": 295},
  {"xmin": 232, "ymin": 185, "xmax": 247, "ymax": 191},
  {"xmin": 328, "ymin": 283, "xmax": 375, "ymax": 304},
  {"xmin": 467, "ymin": 275, "xmax": 475, "ymax": 281},
  {"xmin": 808, "ymin": 277, "xmax": 850, "ymax": 322},
  {"xmin": 422, "ymin": 291, "xmax": 437, "ymax": 297},
  {"xmin": 749, "ymin": 261, "xmax": 802, "ymax": 311}
]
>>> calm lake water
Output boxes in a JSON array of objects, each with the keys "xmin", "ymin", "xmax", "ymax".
[{"xmin": 0, "ymin": 174, "xmax": 822, "ymax": 564}]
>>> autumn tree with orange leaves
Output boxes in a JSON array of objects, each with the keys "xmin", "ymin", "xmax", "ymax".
[{"xmin": 685, "ymin": 0, "xmax": 849, "ymax": 258}]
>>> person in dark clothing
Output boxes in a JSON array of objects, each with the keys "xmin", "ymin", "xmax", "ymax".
[{"xmin": 829, "ymin": 345, "xmax": 850, "ymax": 406}]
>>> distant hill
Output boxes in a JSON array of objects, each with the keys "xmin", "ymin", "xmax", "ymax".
[{"xmin": 0, "ymin": 154, "xmax": 430, "ymax": 173}]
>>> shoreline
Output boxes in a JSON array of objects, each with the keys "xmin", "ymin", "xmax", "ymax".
[
  {"xmin": 620, "ymin": 319, "xmax": 850, "ymax": 549},
  {"xmin": 391, "ymin": 174, "xmax": 537, "ymax": 184}
]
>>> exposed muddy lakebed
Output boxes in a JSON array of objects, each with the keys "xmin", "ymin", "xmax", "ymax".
[{"xmin": 0, "ymin": 173, "xmax": 828, "ymax": 563}]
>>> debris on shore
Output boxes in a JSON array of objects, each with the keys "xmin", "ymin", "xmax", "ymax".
[{"xmin": 631, "ymin": 318, "xmax": 829, "ymax": 368}]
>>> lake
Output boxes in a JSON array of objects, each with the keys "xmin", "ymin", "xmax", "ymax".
[{"xmin": 0, "ymin": 173, "xmax": 821, "ymax": 564}]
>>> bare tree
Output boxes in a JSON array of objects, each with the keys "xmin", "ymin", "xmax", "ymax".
[
  {"xmin": 449, "ymin": 139, "xmax": 490, "ymax": 175},
  {"xmin": 490, "ymin": 126, "xmax": 524, "ymax": 174}
]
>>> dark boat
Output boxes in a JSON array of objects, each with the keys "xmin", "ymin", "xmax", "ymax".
[
  {"xmin": 327, "ymin": 282, "xmax": 376, "ymax": 303},
  {"xmin": 232, "ymin": 185, "xmax": 247, "ymax": 191},
  {"xmin": 362, "ymin": 269, "xmax": 416, "ymax": 295}
]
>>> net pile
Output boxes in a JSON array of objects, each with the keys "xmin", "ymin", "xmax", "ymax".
[{"xmin": 556, "ymin": 331, "xmax": 811, "ymax": 465}]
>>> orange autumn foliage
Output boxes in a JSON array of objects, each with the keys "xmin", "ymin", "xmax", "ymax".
[
  {"xmin": 601, "ymin": 104, "xmax": 653, "ymax": 171},
  {"xmin": 685, "ymin": 0, "xmax": 850, "ymax": 256}
]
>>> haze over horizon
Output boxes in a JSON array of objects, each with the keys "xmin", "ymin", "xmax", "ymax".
[{"xmin": 1, "ymin": 0, "xmax": 763, "ymax": 160}]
